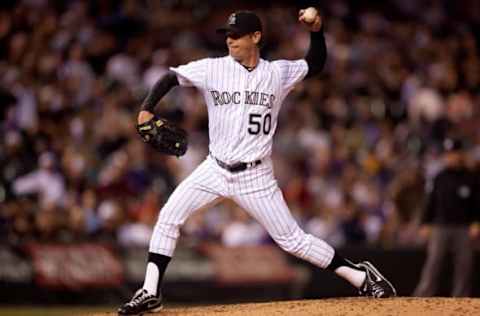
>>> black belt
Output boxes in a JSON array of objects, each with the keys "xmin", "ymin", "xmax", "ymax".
[{"xmin": 213, "ymin": 156, "xmax": 262, "ymax": 173}]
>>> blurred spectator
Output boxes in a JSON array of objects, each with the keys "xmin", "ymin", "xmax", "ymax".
[
  {"xmin": 407, "ymin": 86, "xmax": 444, "ymax": 125},
  {"xmin": 1, "ymin": 0, "xmax": 480, "ymax": 248},
  {"xmin": 95, "ymin": 199, "xmax": 124, "ymax": 243},
  {"xmin": 118, "ymin": 188, "xmax": 160, "ymax": 247},
  {"xmin": 384, "ymin": 164, "xmax": 425, "ymax": 246},
  {"xmin": 12, "ymin": 151, "xmax": 65, "ymax": 208}
]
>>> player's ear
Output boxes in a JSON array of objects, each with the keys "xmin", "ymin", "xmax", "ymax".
[{"xmin": 252, "ymin": 31, "xmax": 262, "ymax": 45}]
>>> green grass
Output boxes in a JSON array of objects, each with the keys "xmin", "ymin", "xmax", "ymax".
[{"xmin": 0, "ymin": 306, "xmax": 114, "ymax": 316}]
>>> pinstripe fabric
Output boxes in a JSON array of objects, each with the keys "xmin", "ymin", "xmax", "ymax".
[
  {"xmin": 170, "ymin": 56, "xmax": 308, "ymax": 165},
  {"xmin": 149, "ymin": 55, "xmax": 335, "ymax": 268},
  {"xmin": 149, "ymin": 157, "xmax": 224, "ymax": 255},
  {"xmin": 231, "ymin": 163, "xmax": 334, "ymax": 268},
  {"xmin": 149, "ymin": 154, "xmax": 334, "ymax": 268}
]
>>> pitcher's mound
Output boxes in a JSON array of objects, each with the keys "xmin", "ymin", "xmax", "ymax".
[{"xmin": 89, "ymin": 297, "xmax": 480, "ymax": 316}]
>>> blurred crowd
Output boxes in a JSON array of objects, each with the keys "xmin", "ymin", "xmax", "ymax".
[{"xmin": 1, "ymin": 0, "xmax": 480, "ymax": 249}]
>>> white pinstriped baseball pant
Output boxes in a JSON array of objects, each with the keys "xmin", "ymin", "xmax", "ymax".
[{"xmin": 149, "ymin": 155, "xmax": 334, "ymax": 268}]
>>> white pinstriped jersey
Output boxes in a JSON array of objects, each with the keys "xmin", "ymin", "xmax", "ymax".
[
  {"xmin": 149, "ymin": 56, "xmax": 336, "ymax": 276},
  {"xmin": 170, "ymin": 56, "xmax": 308, "ymax": 164}
]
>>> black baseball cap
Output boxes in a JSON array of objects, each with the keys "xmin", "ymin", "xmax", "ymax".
[{"xmin": 216, "ymin": 11, "xmax": 262, "ymax": 37}]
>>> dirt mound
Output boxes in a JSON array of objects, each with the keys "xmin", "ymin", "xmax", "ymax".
[{"xmin": 87, "ymin": 297, "xmax": 480, "ymax": 316}]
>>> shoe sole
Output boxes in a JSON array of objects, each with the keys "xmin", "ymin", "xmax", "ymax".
[
  {"xmin": 118, "ymin": 304, "xmax": 163, "ymax": 316},
  {"xmin": 147, "ymin": 305, "xmax": 163, "ymax": 314},
  {"xmin": 362, "ymin": 261, "xmax": 397, "ymax": 297}
]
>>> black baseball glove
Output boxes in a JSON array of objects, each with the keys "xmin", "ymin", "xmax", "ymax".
[{"xmin": 136, "ymin": 115, "xmax": 188, "ymax": 157}]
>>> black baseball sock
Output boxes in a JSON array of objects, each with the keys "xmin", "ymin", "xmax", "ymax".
[
  {"xmin": 326, "ymin": 251, "xmax": 366, "ymax": 288},
  {"xmin": 326, "ymin": 251, "xmax": 359, "ymax": 271},
  {"xmin": 142, "ymin": 252, "xmax": 171, "ymax": 296}
]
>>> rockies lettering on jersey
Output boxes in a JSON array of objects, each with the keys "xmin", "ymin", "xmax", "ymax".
[
  {"xmin": 209, "ymin": 90, "xmax": 275, "ymax": 108},
  {"xmin": 170, "ymin": 56, "xmax": 308, "ymax": 164}
]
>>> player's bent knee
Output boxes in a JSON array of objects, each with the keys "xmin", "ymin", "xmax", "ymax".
[
  {"xmin": 149, "ymin": 222, "xmax": 181, "ymax": 256},
  {"xmin": 153, "ymin": 222, "xmax": 180, "ymax": 239},
  {"xmin": 274, "ymin": 229, "xmax": 309, "ymax": 258}
]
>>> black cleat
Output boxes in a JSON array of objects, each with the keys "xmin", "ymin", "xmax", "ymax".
[
  {"xmin": 118, "ymin": 289, "xmax": 163, "ymax": 315},
  {"xmin": 357, "ymin": 261, "xmax": 397, "ymax": 298}
]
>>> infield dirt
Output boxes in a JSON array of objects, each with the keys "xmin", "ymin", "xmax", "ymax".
[{"xmin": 86, "ymin": 297, "xmax": 480, "ymax": 316}]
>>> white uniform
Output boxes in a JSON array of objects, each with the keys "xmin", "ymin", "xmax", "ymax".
[{"xmin": 149, "ymin": 55, "xmax": 334, "ymax": 269}]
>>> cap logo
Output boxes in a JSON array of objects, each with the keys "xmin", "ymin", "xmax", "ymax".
[{"xmin": 228, "ymin": 13, "xmax": 236, "ymax": 25}]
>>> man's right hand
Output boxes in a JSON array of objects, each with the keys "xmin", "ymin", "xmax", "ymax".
[
  {"xmin": 138, "ymin": 110, "xmax": 155, "ymax": 124},
  {"xmin": 298, "ymin": 8, "xmax": 322, "ymax": 32}
]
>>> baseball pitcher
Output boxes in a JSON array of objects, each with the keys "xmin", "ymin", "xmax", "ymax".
[{"xmin": 119, "ymin": 8, "xmax": 396, "ymax": 316}]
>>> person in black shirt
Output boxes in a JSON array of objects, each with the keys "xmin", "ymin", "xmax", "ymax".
[{"xmin": 414, "ymin": 138, "xmax": 480, "ymax": 297}]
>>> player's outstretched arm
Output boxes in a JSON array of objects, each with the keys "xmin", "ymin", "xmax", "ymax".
[
  {"xmin": 299, "ymin": 8, "xmax": 327, "ymax": 79},
  {"xmin": 138, "ymin": 71, "xmax": 179, "ymax": 124}
]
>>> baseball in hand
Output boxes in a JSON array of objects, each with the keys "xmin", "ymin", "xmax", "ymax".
[{"xmin": 302, "ymin": 7, "xmax": 318, "ymax": 23}]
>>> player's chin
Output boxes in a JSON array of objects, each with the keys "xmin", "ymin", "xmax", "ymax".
[{"xmin": 229, "ymin": 50, "xmax": 242, "ymax": 61}]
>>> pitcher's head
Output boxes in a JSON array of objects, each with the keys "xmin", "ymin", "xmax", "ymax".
[{"xmin": 216, "ymin": 11, "xmax": 263, "ymax": 61}]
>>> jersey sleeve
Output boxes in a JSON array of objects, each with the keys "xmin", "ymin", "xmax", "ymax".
[
  {"xmin": 272, "ymin": 59, "xmax": 309, "ymax": 91},
  {"xmin": 170, "ymin": 58, "xmax": 209, "ymax": 89}
]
